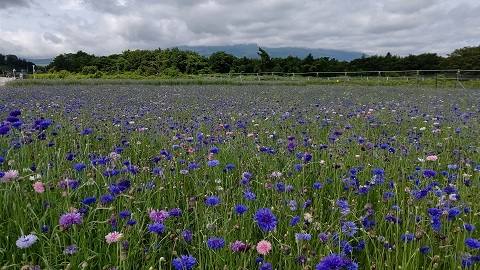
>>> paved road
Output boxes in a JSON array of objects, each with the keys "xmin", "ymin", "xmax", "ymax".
[{"xmin": 0, "ymin": 77, "xmax": 14, "ymax": 87}]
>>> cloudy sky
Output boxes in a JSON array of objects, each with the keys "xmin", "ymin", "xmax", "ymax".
[{"xmin": 1, "ymin": 0, "xmax": 479, "ymax": 59}]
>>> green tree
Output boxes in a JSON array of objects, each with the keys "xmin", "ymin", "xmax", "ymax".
[
  {"xmin": 441, "ymin": 45, "xmax": 480, "ymax": 70},
  {"xmin": 209, "ymin": 51, "xmax": 236, "ymax": 73}
]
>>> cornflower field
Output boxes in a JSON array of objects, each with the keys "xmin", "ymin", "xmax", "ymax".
[{"xmin": 0, "ymin": 84, "xmax": 479, "ymax": 270}]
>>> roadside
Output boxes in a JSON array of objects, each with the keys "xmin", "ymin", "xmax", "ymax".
[{"xmin": 0, "ymin": 77, "xmax": 14, "ymax": 87}]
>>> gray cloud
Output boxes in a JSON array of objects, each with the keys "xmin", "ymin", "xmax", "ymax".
[
  {"xmin": 43, "ymin": 32, "xmax": 62, "ymax": 44},
  {"xmin": 1, "ymin": 0, "xmax": 480, "ymax": 58},
  {"xmin": 0, "ymin": 0, "xmax": 34, "ymax": 8}
]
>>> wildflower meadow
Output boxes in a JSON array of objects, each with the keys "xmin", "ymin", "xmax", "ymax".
[{"xmin": 0, "ymin": 84, "xmax": 479, "ymax": 269}]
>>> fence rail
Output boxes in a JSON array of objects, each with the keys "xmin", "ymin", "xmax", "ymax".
[{"xmin": 201, "ymin": 69, "xmax": 480, "ymax": 89}]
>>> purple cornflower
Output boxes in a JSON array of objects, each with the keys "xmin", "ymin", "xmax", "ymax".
[
  {"xmin": 59, "ymin": 212, "xmax": 83, "ymax": 228},
  {"xmin": 254, "ymin": 208, "xmax": 277, "ymax": 231},
  {"xmin": 148, "ymin": 222, "xmax": 166, "ymax": 234},
  {"xmin": 182, "ymin": 230, "xmax": 192, "ymax": 242},
  {"xmin": 207, "ymin": 236, "xmax": 225, "ymax": 249},
  {"xmin": 205, "ymin": 196, "xmax": 220, "ymax": 206},
  {"xmin": 230, "ymin": 240, "xmax": 250, "ymax": 252},
  {"xmin": 318, "ymin": 233, "xmax": 329, "ymax": 243},
  {"xmin": 149, "ymin": 210, "xmax": 169, "ymax": 223},
  {"xmin": 234, "ymin": 204, "xmax": 248, "ymax": 214},
  {"xmin": 288, "ymin": 200, "xmax": 298, "ymax": 211},
  {"xmin": 172, "ymin": 254, "xmax": 196, "ymax": 270},
  {"xmin": 64, "ymin": 244, "xmax": 78, "ymax": 254}
]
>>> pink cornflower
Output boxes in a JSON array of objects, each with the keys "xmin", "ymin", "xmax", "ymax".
[
  {"xmin": 426, "ymin": 155, "xmax": 438, "ymax": 161},
  {"xmin": 256, "ymin": 240, "xmax": 272, "ymax": 255},
  {"xmin": 149, "ymin": 210, "xmax": 169, "ymax": 223},
  {"xmin": 105, "ymin": 231, "xmax": 123, "ymax": 243},
  {"xmin": 33, "ymin": 181, "xmax": 45, "ymax": 193},
  {"xmin": 1, "ymin": 169, "xmax": 19, "ymax": 182}
]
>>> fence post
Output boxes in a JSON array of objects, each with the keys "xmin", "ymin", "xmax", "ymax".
[
  {"xmin": 435, "ymin": 73, "xmax": 438, "ymax": 90},
  {"xmin": 416, "ymin": 70, "xmax": 419, "ymax": 89}
]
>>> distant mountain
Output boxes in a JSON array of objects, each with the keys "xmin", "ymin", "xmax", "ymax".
[
  {"xmin": 175, "ymin": 43, "xmax": 364, "ymax": 61},
  {"xmin": 25, "ymin": 58, "xmax": 54, "ymax": 66}
]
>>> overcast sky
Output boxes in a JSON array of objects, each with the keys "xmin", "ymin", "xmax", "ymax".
[{"xmin": 1, "ymin": 0, "xmax": 479, "ymax": 59}]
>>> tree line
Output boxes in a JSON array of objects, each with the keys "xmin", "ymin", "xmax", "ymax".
[
  {"xmin": 0, "ymin": 54, "xmax": 36, "ymax": 76},
  {"xmin": 2, "ymin": 45, "xmax": 480, "ymax": 77}
]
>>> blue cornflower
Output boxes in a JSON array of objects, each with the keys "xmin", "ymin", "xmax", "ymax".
[
  {"xmin": 66, "ymin": 153, "xmax": 76, "ymax": 161},
  {"xmin": 73, "ymin": 163, "xmax": 87, "ymax": 172},
  {"xmin": 148, "ymin": 222, "xmax": 166, "ymax": 234},
  {"xmin": 209, "ymin": 147, "xmax": 219, "ymax": 154},
  {"xmin": 82, "ymin": 128, "xmax": 93, "ymax": 135},
  {"xmin": 82, "ymin": 196, "xmax": 96, "ymax": 205},
  {"xmin": 293, "ymin": 164, "xmax": 303, "ymax": 170},
  {"xmin": 340, "ymin": 240, "xmax": 353, "ymax": 255},
  {"xmin": 430, "ymin": 216, "xmax": 442, "ymax": 231},
  {"xmin": 313, "ymin": 182, "xmax": 323, "ymax": 189},
  {"xmin": 466, "ymin": 238, "xmax": 480, "ymax": 249},
  {"xmin": 243, "ymin": 190, "xmax": 256, "ymax": 200},
  {"xmin": 303, "ymin": 200, "xmax": 311, "ymax": 209},
  {"xmin": 447, "ymin": 207, "xmax": 461, "ymax": 220},
  {"xmin": 259, "ymin": 263, "xmax": 272, "ymax": 270},
  {"xmin": 401, "ymin": 233, "xmax": 415, "ymax": 242},
  {"xmin": 288, "ymin": 200, "xmax": 298, "ymax": 211},
  {"xmin": 119, "ymin": 211, "xmax": 131, "ymax": 219},
  {"xmin": 172, "ymin": 254, "xmax": 196, "ymax": 270},
  {"xmin": 342, "ymin": 221, "xmax": 358, "ymax": 237},
  {"xmin": 295, "ymin": 233, "xmax": 311, "ymax": 241},
  {"xmin": 423, "ymin": 169, "xmax": 437, "ymax": 178},
  {"xmin": 225, "ymin": 164, "xmax": 235, "ymax": 170},
  {"xmin": 100, "ymin": 194, "xmax": 115, "ymax": 204},
  {"xmin": 205, "ymin": 196, "xmax": 220, "ymax": 206},
  {"xmin": 169, "ymin": 208, "xmax": 182, "ymax": 216},
  {"xmin": 207, "ymin": 160, "xmax": 220, "ymax": 167},
  {"xmin": 420, "ymin": 246, "xmax": 430, "ymax": 254},
  {"xmin": 254, "ymin": 208, "xmax": 277, "ymax": 231},
  {"xmin": 206, "ymin": 236, "xmax": 225, "ymax": 249},
  {"xmin": 372, "ymin": 168, "xmax": 384, "ymax": 175},
  {"xmin": 290, "ymin": 216, "xmax": 300, "ymax": 226},
  {"xmin": 103, "ymin": 169, "xmax": 120, "ymax": 177},
  {"xmin": 316, "ymin": 254, "xmax": 357, "ymax": 270},
  {"xmin": 275, "ymin": 182, "xmax": 285, "ymax": 192},
  {"xmin": 234, "ymin": 204, "xmax": 248, "ymax": 215},
  {"xmin": 127, "ymin": 219, "xmax": 137, "ymax": 226},
  {"xmin": 464, "ymin": 223, "xmax": 476, "ymax": 232}
]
